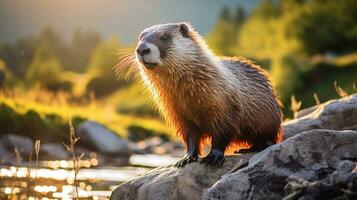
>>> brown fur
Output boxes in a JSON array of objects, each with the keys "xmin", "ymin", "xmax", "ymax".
[{"xmin": 116, "ymin": 23, "xmax": 283, "ymax": 155}]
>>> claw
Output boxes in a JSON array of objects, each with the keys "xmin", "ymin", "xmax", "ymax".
[
  {"xmin": 174, "ymin": 154, "xmax": 198, "ymax": 168},
  {"xmin": 200, "ymin": 149, "xmax": 224, "ymax": 168}
]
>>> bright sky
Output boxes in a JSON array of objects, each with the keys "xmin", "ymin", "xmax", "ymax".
[{"xmin": 0, "ymin": 0, "xmax": 260, "ymax": 44}]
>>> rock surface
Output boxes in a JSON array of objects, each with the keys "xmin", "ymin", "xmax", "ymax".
[
  {"xmin": 0, "ymin": 134, "xmax": 33, "ymax": 155},
  {"xmin": 111, "ymin": 95, "xmax": 357, "ymax": 200},
  {"xmin": 110, "ymin": 154, "xmax": 252, "ymax": 200},
  {"xmin": 203, "ymin": 130, "xmax": 357, "ymax": 200},
  {"xmin": 77, "ymin": 121, "xmax": 130, "ymax": 155},
  {"xmin": 40, "ymin": 143, "xmax": 70, "ymax": 160},
  {"xmin": 283, "ymin": 94, "xmax": 357, "ymax": 139},
  {"xmin": 111, "ymin": 130, "xmax": 357, "ymax": 200}
]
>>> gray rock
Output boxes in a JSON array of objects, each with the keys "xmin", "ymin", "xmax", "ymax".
[
  {"xmin": 0, "ymin": 134, "xmax": 33, "ymax": 155},
  {"xmin": 203, "ymin": 130, "xmax": 357, "ymax": 200},
  {"xmin": 294, "ymin": 105, "xmax": 318, "ymax": 119},
  {"xmin": 110, "ymin": 154, "xmax": 253, "ymax": 200},
  {"xmin": 283, "ymin": 94, "xmax": 357, "ymax": 139},
  {"xmin": 0, "ymin": 142, "xmax": 9, "ymax": 162},
  {"xmin": 110, "ymin": 95, "xmax": 357, "ymax": 200},
  {"xmin": 77, "ymin": 121, "xmax": 130, "ymax": 156},
  {"xmin": 282, "ymin": 160, "xmax": 357, "ymax": 200},
  {"xmin": 40, "ymin": 143, "xmax": 70, "ymax": 160},
  {"xmin": 111, "ymin": 130, "xmax": 357, "ymax": 200}
]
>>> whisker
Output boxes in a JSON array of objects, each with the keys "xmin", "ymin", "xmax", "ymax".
[
  {"xmin": 115, "ymin": 48, "xmax": 135, "ymax": 54},
  {"xmin": 113, "ymin": 53, "xmax": 138, "ymax": 79}
]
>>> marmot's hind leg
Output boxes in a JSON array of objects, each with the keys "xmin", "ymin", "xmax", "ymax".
[
  {"xmin": 200, "ymin": 132, "xmax": 232, "ymax": 167},
  {"xmin": 236, "ymin": 142, "xmax": 273, "ymax": 154},
  {"xmin": 235, "ymin": 131, "xmax": 277, "ymax": 154}
]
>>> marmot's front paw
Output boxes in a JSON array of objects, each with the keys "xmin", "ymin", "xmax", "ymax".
[
  {"xmin": 200, "ymin": 149, "xmax": 224, "ymax": 167},
  {"xmin": 174, "ymin": 154, "xmax": 198, "ymax": 168}
]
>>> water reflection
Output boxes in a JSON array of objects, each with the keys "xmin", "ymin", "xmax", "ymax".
[{"xmin": 0, "ymin": 154, "xmax": 179, "ymax": 199}]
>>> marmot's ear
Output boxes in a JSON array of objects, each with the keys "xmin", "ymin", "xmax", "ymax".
[{"xmin": 179, "ymin": 22, "xmax": 190, "ymax": 38}]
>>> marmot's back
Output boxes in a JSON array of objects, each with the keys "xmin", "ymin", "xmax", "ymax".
[{"xmin": 222, "ymin": 57, "xmax": 282, "ymax": 134}]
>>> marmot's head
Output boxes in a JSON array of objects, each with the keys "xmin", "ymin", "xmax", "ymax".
[{"xmin": 135, "ymin": 22, "xmax": 199, "ymax": 70}]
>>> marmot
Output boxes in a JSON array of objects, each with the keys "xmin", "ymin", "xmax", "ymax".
[{"xmin": 115, "ymin": 22, "xmax": 283, "ymax": 168}]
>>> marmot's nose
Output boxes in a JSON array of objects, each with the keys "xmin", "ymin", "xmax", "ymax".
[{"xmin": 136, "ymin": 43, "xmax": 151, "ymax": 56}]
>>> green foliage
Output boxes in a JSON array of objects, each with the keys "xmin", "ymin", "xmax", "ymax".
[
  {"xmin": 63, "ymin": 30, "xmax": 102, "ymax": 72},
  {"xmin": 86, "ymin": 36, "xmax": 128, "ymax": 97},
  {"xmin": 0, "ymin": 37, "xmax": 37, "ymax": 78},
  {"xmin": 251, "ymin": 0, "xmax": 281, "ymax": 19},
  {"xmin": 207, "ymin": 5, "xmax": 246, "ymax": 55},
  {"xmin": 0, "ymin": 59, "xmax": 17, "ymax": 87},
  {"xmin": 222, "ymin": 0, "xmax": 357, "ymax": 117},
  {"xmin": 0, "ymin": 27, "xmax": 102, "ymax": 79},
  {"xmin": 296, "ymin": 61, "xmax": 357, "ymax": 109},
  {"xmin": 207, "ymin": 20, "xmax": 238, "ymax": 55},
  {"xmin": 127, "ymin": 125, "xmax": 169, "ymax": 142},
  {"xmin": 0, "ymin": 102, "xmax": 85, "ymax": 142},
  {"xmin": 289, "ymin": 0, "xmax": 357, "ymax": 54},
  {"xmin": 106, "ymin": 83, "xmax": 159, "ymax": 117},
  {"xmin": 0, "ymin": 89, "xmax": 171, "ymax": 141},
  {"xmin": 26, "ymin": 43, "xmax": 69, "ymax": 90},
  {"xmin": 234, "ymin": 5, "xmax": 246, "ymax": 25},
  {"xmin": 270, "ymin": 55, "xmax": 304, "ymax": 104}
]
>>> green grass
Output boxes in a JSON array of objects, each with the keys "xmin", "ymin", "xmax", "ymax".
[
  {"xmin": 105, "ymin": 82, "xmax": 159, "ymax": 117},
  {"xmin": 0, "ymin": 88, "xmax": 171, "ymax": 142},
  {"xmin": 295, "ymin": 61, "xmax": 357, "ymax": 109}
]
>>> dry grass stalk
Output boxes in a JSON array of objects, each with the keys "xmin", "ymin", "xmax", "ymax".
[
  {"xmin": 290, "ymin": 95, "xmax": 302, "ymax": 117},
  {"xmin": 334, "ymin": 81, "xmax": 349, "ymax": 97},
  {"xmin": 313, "ymin": 93, "xmax": 320, "ymax": 105},
  {"xmin": 34, "ymin": 140, "xmax": 40, "ymax": 200},
  {"xmin": 26, "ymin": 153, "xmax": 33, "ymax": 199},
  {"xmin": 10, "ymin": 148, "xmax": 22, "ymax": 199},
  {"xmin": 63, "ymin": 119, "xmax": 81, "ymax": 200}
]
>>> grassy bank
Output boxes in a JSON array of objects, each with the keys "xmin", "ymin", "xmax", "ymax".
[{"xmin": 0, "ymin": 88, "xmax": 171, "ymax": 142}]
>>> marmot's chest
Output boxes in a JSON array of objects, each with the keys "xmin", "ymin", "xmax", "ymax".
[
  {"xmin": 168, "ymin": 84, "xmax": 227, "ymax": 127},
  {"xmin": 149, "ymin": 72, "xmax": 230, "ymax": 127}
]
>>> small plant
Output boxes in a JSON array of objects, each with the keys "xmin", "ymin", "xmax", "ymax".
[
  {"xmin": 34, "ymin": 140, "xmax": 40, "ymax": 200},
  {"xmin": 26, "ymin": 153, "xmax": 33, "ymax": 199},
  {"xmin": 63, "ymin": 119, "xmax": 82, "ymax": 200},
  {"xmin": 313, "ymin": 93, "xmax": 320, "ymax": 105},
  {"xmin": 10, "ymin": 148, "xmax": 22, "ymax": 199},
  {"xmin": 290, "ymin": 95, "xmax": 302, "ymax": 117},
  {"xmin": 334, "ymin": 81, "xmax": 348, "ymax": 97}
]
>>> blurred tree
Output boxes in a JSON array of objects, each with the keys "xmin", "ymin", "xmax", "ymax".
[
  {"xmin": 234, "ymin": 0, "xmax": 357, "ymax": 117},
  {"xmin": 220, "ymin": 6, "xmax": 231, "ymax": 21},
  {"xmin": 86, "ymin": 36, "xmax": 128, "ymax": 97},
  {"xmin": 207, "ymin": 5, "xmax": 246, "ymax": 55},
  {"xmin": 0, "ymin": 37, "xmax": 37, "ymax": 78},
  {"xmin": 37, "ymin": 27, "xmax": 66, "ymax": 60},
  {"xmin": 289, "ymin": 0, "xmax": 357, "ymax": 54},
  {"xmin": 234, "ymin": 6, "xmax": 246, "ymax": 26},
  {"xmin": 62, "ymin": 30, "xmax": 102, "ymax": 72},
  {"xmin": 271, "ymin": 55, "xmax": 303, "ymax": 102},
  {"xmin": 0, "ymin": 59, "xmax": 16, "ymax": 87},
  {"xmin": 26, "ymin": 43, "xmax": 68, "ymax": 90},
  {"xmin": 251, "ymin": 0, "xmax": 281, "ymax": 19}
]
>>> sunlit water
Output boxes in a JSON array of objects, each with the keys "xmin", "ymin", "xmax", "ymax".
[{"xmin": 0, "ymin": 154, "xmax": 180, "ymax": 199}]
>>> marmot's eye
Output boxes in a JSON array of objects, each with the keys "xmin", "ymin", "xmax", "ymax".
[{"xmin": 160, "ymin": 34, "xmax": 169, "ymax": 41}]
